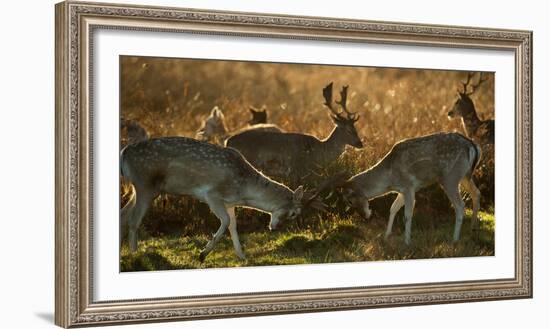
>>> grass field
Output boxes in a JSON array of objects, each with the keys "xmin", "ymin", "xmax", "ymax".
[
  {"xmin": 120, "ymin": 56, "xmax": 495, "ymax": 271},
  {"xmin": 121, "ymin": 209, "xmax": 494, "ymax": 271}
]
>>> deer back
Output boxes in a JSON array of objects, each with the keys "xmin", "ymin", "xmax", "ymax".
[
  {"xmin": 350, "ymin": 133, "xmax": 480, "ymax": 198},
  {"xmin": 121, "ymin": 137, "xmax": 263, "ymax": 200},
  {"xmin": 394, "ymin": 133, "xmax": 478, "ymax": 183},
  {"xmin": 226, "ymin": 130, "xmax": 324, "ymax": 177}
]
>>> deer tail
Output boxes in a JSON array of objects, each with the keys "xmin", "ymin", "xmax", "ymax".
[
  {"xmin": 120, "ymin": 146, "xmax": 128, "ymax": 178},
  {"xmin": 119, "ymin": 146, "xmax": 136, "ymax": 223},
  {"xmin": 469, "ymin": 141, "xmax": 482, "ymax": 177}
]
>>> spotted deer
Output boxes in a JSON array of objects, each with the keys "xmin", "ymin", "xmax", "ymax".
[
  {"xmin": 448, "ymin": 72, "xmax": 494, "ymax": 145},
  {"xmin": 341, "ymin": 132, "xmax": 481, "ymax": 245},
  {"xmin": 120, "ymin": 137, "xmax": 325, "ymax": 261},
  {"xmin": 225, "ymin": 83, "xmax": 363, "ymax": 184},
  {"xmin": 196, "ymin": 106, "xmax": 282, "ymax": 144}
]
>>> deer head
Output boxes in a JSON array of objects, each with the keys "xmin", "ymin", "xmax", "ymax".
[
  {"xmin": 448, "ymin": 72, "xmax": 487, "ymax": 119},
  {"xmin": 248, "ymin": 106, "xmax": 268, "ymax": 125},
  {"xmin": 323, "ymin": 82, "xmax": 363, "ymax": 148},
  {"xmin": 120, "ymin": 118, "xmax": 149, "ymax": 145},
  {"xmin": 269, "ymin": 185, "xmax": 305, "ymax": 231},
  {"xmin": 342, "ymin": 182, "xmax": 372, "ymax": 220},
  {"xmin": 196, "ymin": 106, "xmax": 228, "ymax": 142}
]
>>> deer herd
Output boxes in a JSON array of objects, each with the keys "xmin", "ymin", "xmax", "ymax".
[{"xmin": 120, "ymin": 72, "xmax": 494, "ymax": 261}]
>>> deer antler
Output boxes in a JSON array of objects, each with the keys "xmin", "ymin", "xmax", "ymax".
[
  {"xmin": 335, "ymin": 85, "xmax": 348, "ymax": 112},
  {"xmin": 323, "ymin": 82, "xmax": 338, "ymax": 116},
  {"xmin": 459, "ymin": 72, "xmax": 476, "ymax": 95},
  {"xmin": 467, "ymin": 72, "xmax": 488, "ymax": 95},
  {"xmin": 336, "ymin": 85, "xmax": 359, "ymax": 122},
  {"xmin": 323, "ymin": 83, "xmax": 359, "ymax": 122}
]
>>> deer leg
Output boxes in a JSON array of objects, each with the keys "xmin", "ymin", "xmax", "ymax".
[
  {"xmin": 127, "ymin": 187, "xmax": 155, "ymax": 253},
  {"xmin": 227, "ymin": 207, "xmax": 246, "ymax": 260},
  {"xmin": 461, "ymin": 177, "xmax": 481, "ymax": 231},
  {"xmin": 403, "ymin": 191, "xmax": 416, "ymax": 245},
  {"xmin": 442, "ymin": 183, "xmax": 465, "ymax": 242},
  {"xmin": 200, "ymin": 198, "xmax": 230, "ymax": 262},
  {"xmin": 120, "ymin": 184, "xmax": 136, "ymax": 248},
  {"xmin": 386, "ymin": 193, "xmax": 404, "ymax": 239}
]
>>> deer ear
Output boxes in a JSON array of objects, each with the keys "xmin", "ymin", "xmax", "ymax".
[
  {"xmin": 293, "ymin": 185, "xmax": 304, "ymax": 202},
  {"xmin": 213, "ymin": 107, "xmax": 225, "ymax": 120}
]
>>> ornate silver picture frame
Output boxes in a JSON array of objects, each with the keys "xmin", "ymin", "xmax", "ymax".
[{"xmin": 55, "ymin": 1, "xmax": 532, "ymax": 327}]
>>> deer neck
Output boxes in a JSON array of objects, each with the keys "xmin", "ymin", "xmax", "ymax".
[
  {"xmin": 213, "ymin": 123, "xmax": 230, "ymax": 143},
  {"xmin": 353, "ymin": 161, "xmax": 392, "ymax": 199},
  {"xmin": 320, "ymin": 126, "xmax": 347, "ymax": 163},
  {"xmin": 242, "ymin": 174, "xmax": 292, "ymax": 213},
  {"xmin": 460, "ymin": 106, "xmax": 482, "ymax": 136}
]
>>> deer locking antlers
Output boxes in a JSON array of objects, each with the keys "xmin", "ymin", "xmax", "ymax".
[{"xmin": 302, "ymin": 171, "xmax": 350, "ymax": 212}]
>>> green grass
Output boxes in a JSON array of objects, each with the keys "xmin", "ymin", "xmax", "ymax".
[{"xmin": 120, "ymin": 209, "xmax": 495, "ymax": 272}]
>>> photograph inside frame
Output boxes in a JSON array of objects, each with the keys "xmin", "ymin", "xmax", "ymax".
[{"xmin": 119, "ymin": 55, "xmax": 495, "ymax": 272}]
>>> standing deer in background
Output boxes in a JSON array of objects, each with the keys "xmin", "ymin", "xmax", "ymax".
[
  {"xmin": 342, "ymin": 133, "xmax": 481, "ymax": 245},
  {"xmin": 248, "ymin": 105, "xmax": 268, "ymax": 125},
  {"xmin": 448, "ymin": 72, "xmax": 494, "ymax": 145},
  {"xmin": 196, "ymin": 106, "xmax": 282, "ymax": 144},
  {"xmin": 120, "ymin": 118, "xmax": 149, "ymax": 146},
  {"xmin": 120, "ymin": 118, "xmax": 150, "ymax": 199},
  {"xmin": 226, "ymin": 82, "xmax": 363, "ymax": 184},
  {"xmin": 120, "ymin": 137, "xmax": 325, "ymax": 261}
]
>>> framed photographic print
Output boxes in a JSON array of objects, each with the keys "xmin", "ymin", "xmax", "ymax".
[{"xmin": 55, "ymin": 1, "xmax": 532, "ymax": 327}]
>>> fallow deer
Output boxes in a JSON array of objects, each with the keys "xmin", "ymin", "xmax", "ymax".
[
  {"xmin": 448, "ymin": 72, "xmax": 494, "ymax": 145},
  {"xmin": 120, "ymin": 137, "xmax": 325, "ymax": 261},
  {"xmin": 342, "ymin": 132, "xmax": 481, "ymax": 245},
  {"xmin": 120, "ymin": 118, "xmax": 150, "ymax": 197},
  {"xmin": 225, "ymin": 83, "xmax": 363, "ymax": 184},
  {"xmin": 120, "ymin": 118, "xmax": 149, "ymax": 146},
  {"xmin": 196, "ymin": 106, "xmax": 282, "ymax": 144},
  {"xmin": 248, "ymin": 105, "xmax": 268, "ymax": 125}
]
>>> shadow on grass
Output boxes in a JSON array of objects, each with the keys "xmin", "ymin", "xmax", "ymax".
[{"xmin": 121, "ymin": 250, "xmax": 177, "ymax": 272}]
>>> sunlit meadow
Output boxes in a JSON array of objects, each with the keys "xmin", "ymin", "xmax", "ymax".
[{"xmin": 120, "ymin": 56, "xmax": 495, "ymax": 271}]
